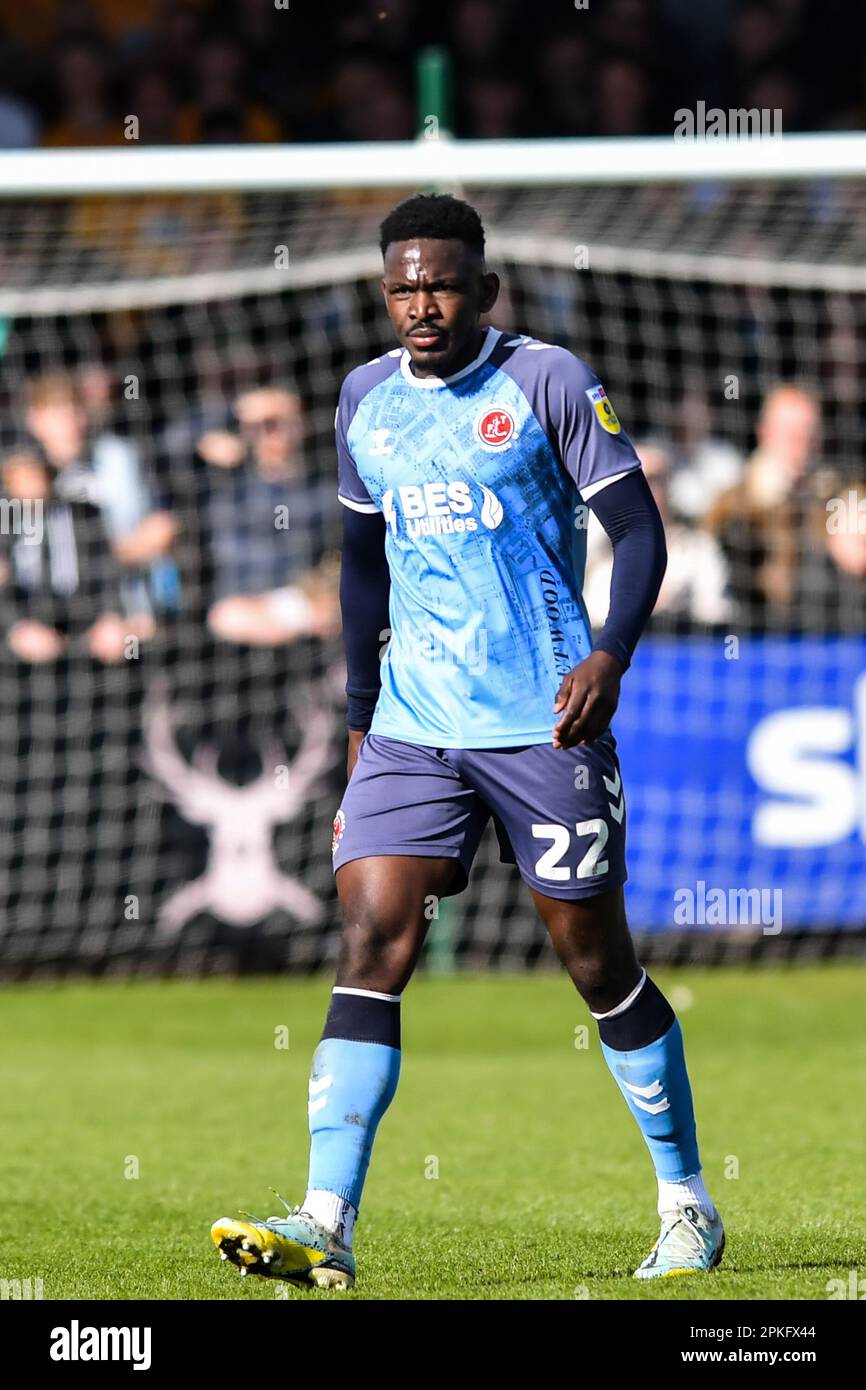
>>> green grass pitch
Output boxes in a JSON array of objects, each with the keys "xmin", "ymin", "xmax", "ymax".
[{"xmin": 3, "ymin": 965, "xmax": 864, "ymax": 1300}]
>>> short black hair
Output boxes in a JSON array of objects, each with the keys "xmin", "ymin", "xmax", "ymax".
[{"xmin": 379, "ymin": 193, "xmax": 485, "ymax": 259}]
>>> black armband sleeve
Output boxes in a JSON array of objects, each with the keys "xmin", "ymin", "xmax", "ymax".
[
  {"xmin": 339, "ymin": 505, "xmax": 390, "ymax": 731},
  {"xmin": 586, "ymin": 469, "xmax": 667, "ymax": 671}
]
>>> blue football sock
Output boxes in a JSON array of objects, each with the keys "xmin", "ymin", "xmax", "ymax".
[
  {"xmin": 594, "ymin": 970, "xmax": 700, "ymax": 1182},
  {"xmin": 306, "ymin": 987, "xmax": 401, "ymax": 1211}
]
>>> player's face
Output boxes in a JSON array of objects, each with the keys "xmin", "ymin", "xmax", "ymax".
[{"xmin": 382, "ymin": 238, "xmax": 499, "ymax": 377}]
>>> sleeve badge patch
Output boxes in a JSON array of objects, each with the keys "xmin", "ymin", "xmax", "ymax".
[{"xmin": 585, "ymin": 384, "xmax": 622, "ymax": 435}]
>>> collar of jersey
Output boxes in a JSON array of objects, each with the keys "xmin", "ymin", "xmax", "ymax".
[{"xmin": 399, "ymin": 326, "xmax": 501, "ymax": 389}]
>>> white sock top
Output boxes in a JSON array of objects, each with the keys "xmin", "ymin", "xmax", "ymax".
[{"xmin": 590, "ymin": 968, "xmax": 647, "ymax": 1020}]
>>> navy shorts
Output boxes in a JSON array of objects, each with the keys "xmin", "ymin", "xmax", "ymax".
[{"xmin": 331, "ymin": 731, "xmax": 627, "ymax": 901}]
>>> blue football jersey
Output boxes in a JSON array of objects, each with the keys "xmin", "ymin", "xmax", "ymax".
[{"xmin": 336, "ymin": 326, "xmax": 641, "ymax": 748}]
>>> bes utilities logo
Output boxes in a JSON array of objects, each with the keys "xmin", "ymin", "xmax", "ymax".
[{"xmin": 382, "ymin": 481, "xmax": 504, "ymax": 537}]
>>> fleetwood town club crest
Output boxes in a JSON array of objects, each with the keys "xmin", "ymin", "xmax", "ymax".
[
  {"xmin": 332, "ymin": 808, "xmax": 347, "ymax": 856},
  {"xmin": 475, "ymin": 405, "xmax": 517, "ymax": 450}
]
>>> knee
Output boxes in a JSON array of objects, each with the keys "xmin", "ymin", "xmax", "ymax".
[
  {"xmin": 573, "ymin": 960, "xmax": 624, "ymax": 1014},
  {"xmin": 566, "ymin": 949, "xmax": 641, "ymax": 1015},
  {"xmin": 337, "ymin": 897, "xmax": 419, "ymax": 985}
]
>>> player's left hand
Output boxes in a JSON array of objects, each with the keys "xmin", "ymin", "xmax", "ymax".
[{"xmin": 552, "ymin": 650, "xmax": 624, "ymax": 748}]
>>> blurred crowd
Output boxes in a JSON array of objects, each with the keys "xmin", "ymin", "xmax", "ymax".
[
  {"xmin": 0, "ymin": 0, "xmax": 861, "ymax": 149},
  {"xmin": 0, "ymin": 359, "xmax": 864, "ymax": 672},
  {"xmin": 585, "ymin": 383, "xmax": 866, "ymax": 635},
  {"xmin": 0, "ymin": 367, "xmax": 343, "ymax": 669}
]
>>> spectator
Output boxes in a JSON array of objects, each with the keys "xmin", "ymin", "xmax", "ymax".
[
  {"xmin": 742, "ymin": 66, "xmax": 807, "ymax": 131},
  {"xmin": 595, "ymin": 59, "xmax": 654, "ymax": 137},
  {"xmin": 329, "ymin": 54, "xmax": 413, "ymax": 142},
  {"xmin": 226, "ymin": 0, "xmax": 304, "ymax": 116},
  {"xmin": 584, "ymin": 443, "xmax": 733, "ymax": 629},
  {"xmin": 89, "ymin": 0, "xmax": 158, "ymax": 51},
  {"xmin": 176, "ymin": 36, "xmax": 282, "ymax": 143},
  {"xmin": 148, "ymin": 0, "xmax": 204, "ymax": 94},
  {"xmin": 462, "ymin": 72, "xmax": 528, "ymax": 139},
  {"xmin": 732, "ymin": 0, "xmax": 790, "ymax": 79},
  {"xmin": 78, "ymin": 363, "xmax": 179, "ymax": 609},
  {"xmin": 535, "ymin": 32, "xmax": 593, "ymax": 137},
  {"xmin": 665, "ymin": 390, "xmax": 745, "ymax": 523},
  {"xmin": 0, "ymin": 92, "xmax": 39, "ymax": 148},
  {"xmin": 791, "ymin": 474, "xmax": 866, "ymax": 633},
  {"xmin": 42, "ymin": 37, "xmax": 125, "ymax": 148},
  {"xmin": 125, "ymin": 66, "xmax": 182, "ymax": 145},
  {"xmin": 592, "ymin": 0, "xmax": 657, "ymax": 63},
  {"xmin": 0, "ymin": 41, "xmax": 41, "ymax": 146},
  {"xmin": 169, "ymin": 386, "xmax": 339, "ymax": 642},
  {"xmin": 451, "ymin": 0, "xmax": 518, "ymax": 72},
  {"xmin": 705, "ymin": 383, "xmax": 822, "ymax": 625},
  {"xmin": 0, "ymin": 445, "xmax": 151, "ymax": 663},
  {"xmin": 20, "ymin": 371, "xmax": 172, "ymax": 623}
]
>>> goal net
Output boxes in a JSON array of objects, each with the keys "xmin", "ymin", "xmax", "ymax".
[{"xmin": 1, "ymin": 137, "xmax": 864, "ymax": 977}]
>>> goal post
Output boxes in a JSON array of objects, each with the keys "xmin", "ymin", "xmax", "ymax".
[
  {"xmin": 1, "ymin": 133, "xmax": 865, "ymax": 977},
  {"xmin": 2, "ymin": 130, "xmax": 866, "ymax": 192}
]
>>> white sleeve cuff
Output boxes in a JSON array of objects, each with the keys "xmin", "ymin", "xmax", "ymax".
[
  {"xmin": 338, "ymin": 493, "xmax": 379, "ymax": 514},
  {"xmin": 581, "ymin": 468, "xmax": 637, "ymax": 501}
]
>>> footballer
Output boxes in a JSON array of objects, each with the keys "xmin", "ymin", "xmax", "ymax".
[{"xmin": 211, "ymin": 194, "xmax": 724, "ymax": 1290}]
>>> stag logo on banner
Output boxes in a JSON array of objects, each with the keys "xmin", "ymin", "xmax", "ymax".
[{"xmin": 142, "ymin": 691, "xmax": 334, "ymax": 931}]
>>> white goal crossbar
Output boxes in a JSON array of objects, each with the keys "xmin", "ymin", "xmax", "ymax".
[{"xmin": 0, "ymin": 132, "xmax": 864, "ymax": 196}]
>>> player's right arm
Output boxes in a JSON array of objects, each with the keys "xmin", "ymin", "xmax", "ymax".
[
  {"xmin": 340, "ymin": 506, "xmax": 389, "ymax": 778},
  {"xmin": 335, "ymin": 378, "xmax": 390, "ymax": 780}
]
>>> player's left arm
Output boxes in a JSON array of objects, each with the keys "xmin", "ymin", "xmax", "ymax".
[
  {"xmin": 552, "ymin": 470, "xmax": 666, "ymax": 747},
  {"xmin": 541, "ymin": 352, "xmax": 666, "ymax": 747}
]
